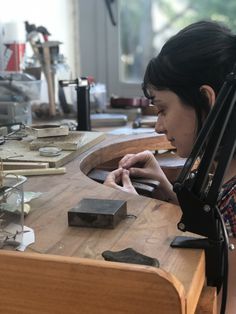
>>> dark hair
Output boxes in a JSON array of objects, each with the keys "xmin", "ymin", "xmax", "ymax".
[{"xmin": 143, "ymin": 20, "xmax": 236, "ymax": 131}]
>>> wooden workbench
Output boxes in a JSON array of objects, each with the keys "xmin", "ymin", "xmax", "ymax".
[{"xmin": 0, "ymin": 132, "xmax": 216, "ymax": 313}]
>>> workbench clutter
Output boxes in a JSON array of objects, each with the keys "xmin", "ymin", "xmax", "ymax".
[
  {"xmin": 0, "ymin": 122, "xmax": 105, "ymax": 173},
  {"xmin": 107, "ymin": 96, "xmax": 158, "ymax": 130},
  {"xmin": 0, "ymin": 72, "xmax": 41, "ymax": 126},
  {"xmin": 0, "ymin": 20, "xmax": 94, "ymax": 131},
  {"xmin": 0, "ymin": 170, "xmax": 34, "ymax": 250},
  {"xmin": 0, "ymin": 20, "xmax": 72, "ymax": 120}
]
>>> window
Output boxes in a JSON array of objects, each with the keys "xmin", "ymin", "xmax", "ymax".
[{"xmin": 78, "ymin": 0, "xmax": 236, "ymax": 98}]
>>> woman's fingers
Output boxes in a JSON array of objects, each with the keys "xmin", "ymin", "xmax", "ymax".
[
  {"xmin": 119, "ymin": 150, "xmax": 153, "ymax": 169},
  {"xmin": 122, "ymin": 169, "xmax": 132, "ymax": 187},
  {"xmin": 122, "ymin": 169, "xmax": 138, "ymax": 194},
  {"xmin": 104, "ymin": 168, "xmax": 137, "ymax": 195},
  {"xmin": 119, "ymin": 154, "xmax": 135, "ymax": 168},
  {"xmin": 120, "ymin": 154, "xmax": 143, "ymax": 169},
  {"xmin": 129, "ymin": 167, "xmax": 149, "ymax": 178},
  {"xmin": 104, "ymin": 168, "xmax": 123, "ymax": 187}
]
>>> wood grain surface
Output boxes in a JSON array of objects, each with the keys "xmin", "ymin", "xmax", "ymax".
[
  {"xmin": 22, "ymin": 133, "xmax": 206, "ymax": 313},
  {"xmin": 0, "ymin": 251, "xmax": 185, "ymax": 314}
]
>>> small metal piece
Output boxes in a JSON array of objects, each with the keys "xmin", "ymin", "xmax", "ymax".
[
  {"xmin": 203, "ymin": 204, "xmax": 211, "ymax": 212},
  {"xmin": 39, "ymin": 146, "xmax": 62, "ymax": 157},
  {"xmin": 0, "ymin": 136, "xmax": 5, "ymax": 145},
  {"xmin": 126, "ymin": 214, "xmax": 137, "ymax": 219},
  {"xmin": 6, "ymin": 154, "xmax": 24, "ymax": 159},
  {"xmin": 189, "ymin": 172, "xmax": 195, "ymax": 179},
  {"xmin": 229, "ymin": 243, "xmax": 235, "ymax": 251},
  {"xmin": 132, "ymin": 117, "xmax": 141, "ymax": 129},
  {"xmin": 173, "ymin": 182, "xmax": 182, "ymax": 193},
  {"xmin": 178, "ymin": 222, "xmax": 186, "ymax": 231}
]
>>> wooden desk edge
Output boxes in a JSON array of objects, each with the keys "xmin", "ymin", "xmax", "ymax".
[
  {"xmin": 186, "ymin": 251, "xmax": 206, "ymax": 313},
  {"xmin": 0, "ymin": 250, "xmax": 186, "ymax": 313},
  {"xmin": 79, "ymin": 133, "xmax": 174, "ymax": 174}
]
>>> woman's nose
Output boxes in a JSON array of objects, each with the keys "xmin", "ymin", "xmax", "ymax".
[{"xmin": 155, "ymin": 117, "xmax": 166, "ymax": 134}]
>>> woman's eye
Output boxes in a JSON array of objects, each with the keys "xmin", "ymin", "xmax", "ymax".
[{"xmin": 157, "ymin": 109, "xmax": 165, "ymax": 116}]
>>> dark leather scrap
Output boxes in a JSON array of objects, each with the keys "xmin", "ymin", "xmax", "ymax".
[{"xmin": 102, "ymin": 248, "xmax": 160, "ymax": 267}]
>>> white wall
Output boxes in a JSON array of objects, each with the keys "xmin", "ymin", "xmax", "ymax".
[{"xmin": 0, "ymin": 0, "xmax": 77, "ymax": 75}]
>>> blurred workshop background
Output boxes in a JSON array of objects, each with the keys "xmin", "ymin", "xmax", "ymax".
[{"xmin": 0, "ymin": 0, "xmax": 236, "ymax": 126}]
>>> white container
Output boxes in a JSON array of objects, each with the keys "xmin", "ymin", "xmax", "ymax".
[{"xmin": 3, "ymin": 21, "xmax": 26, "ymax": 72}]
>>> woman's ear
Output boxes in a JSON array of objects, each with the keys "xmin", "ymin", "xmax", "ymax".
[{"xmin": 200, "ymin": 85, "xmax": 216, "ymax": 108}]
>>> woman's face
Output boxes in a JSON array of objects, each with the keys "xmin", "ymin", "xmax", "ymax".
[{"xmin": 150, "ymin": 89, "xmax": 198, "ymax": 158}]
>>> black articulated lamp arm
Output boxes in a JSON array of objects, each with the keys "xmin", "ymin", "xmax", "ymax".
[{"xmin": 172, "ymin": 64, "xmax": 236, "ymax": 314}]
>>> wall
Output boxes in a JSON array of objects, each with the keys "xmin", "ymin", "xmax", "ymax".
[{"xmin": 0, "ymin": 0, "xmax": 77, "ymax": 76}]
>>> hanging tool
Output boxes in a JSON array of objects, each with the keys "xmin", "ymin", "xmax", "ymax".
[{"xmin": 105, "ymin": 0, "xmax": 117, "ymax": 26}]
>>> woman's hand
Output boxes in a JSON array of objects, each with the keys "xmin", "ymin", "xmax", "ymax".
[
  {"xmin": 119, "ymin": 150, "xmax": 164, "ymax": 181},
  {"xmin": 104, "ymin": 168, "xmax": 138, "ymax": 195},
  {"xmin": 119, "ymin": 150, "xmax": 178, "ymax": 204}
]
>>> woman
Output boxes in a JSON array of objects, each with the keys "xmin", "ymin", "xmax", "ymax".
[{"xmin": 104, "ymin": 20, "xmax": 236, "ymax": 237}]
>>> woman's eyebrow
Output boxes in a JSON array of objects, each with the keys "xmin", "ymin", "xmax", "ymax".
[{"xmin": 152, "ymin": 99, "xmax": 167, "ymax": 107}]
